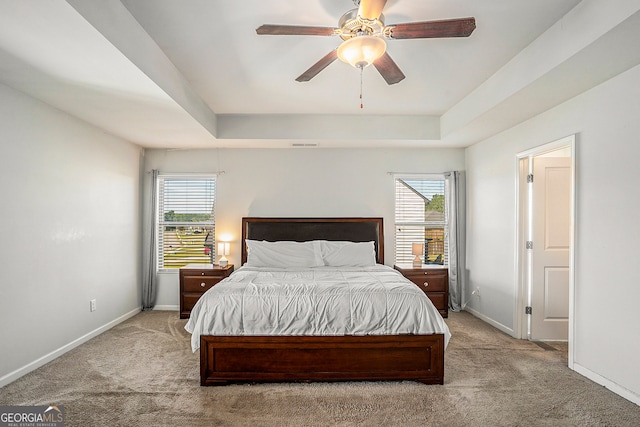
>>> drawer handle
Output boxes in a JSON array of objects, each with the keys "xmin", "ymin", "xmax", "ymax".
[
  {"xmin": 200, "ymin": 282, "xmax": 206, "ymax": 287},
  {"xmin": 423, "ymin": 282, "xmax": 429, "ymax": 287},
  {"xmin": 201, "ymin": 272, "xmax": 205, "ymax": 276}
]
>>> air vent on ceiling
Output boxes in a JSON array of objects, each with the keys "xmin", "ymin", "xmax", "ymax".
[{"xmin": 292, "ymin": 143, "xmax": 318, "ymax": 147}]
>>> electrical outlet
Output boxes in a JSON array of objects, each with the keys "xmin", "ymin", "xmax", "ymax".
[
  {"xmin": 90, "ymin": 299, "xmax": 96, "ymax": 312},
  {"xmin": 472, "ymin": 288, "xmax": 480, "ymax": 297}
]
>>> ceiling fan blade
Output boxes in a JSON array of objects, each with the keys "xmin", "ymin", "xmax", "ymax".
[
  {"xmin": 358, "ymin": 0, "xmax": 387, "ymax": 20},
  {"xmin": 296, "ymin": 50, "xmax": 339, "ymax": 82},
  {"xmin": 373, "ymin": 52, "xmax": 405, "ymax": 85},
  {"xmin": 388, "ymin": 17, "xmax": 476, "ymax": 39},
  {"xmin": 256, "ymin": 24, "xmax": 337, "ymax": 36}
]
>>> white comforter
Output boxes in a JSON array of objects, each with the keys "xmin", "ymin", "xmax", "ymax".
[{"xmin": 184, "ymin": 264, "xmax": 451, "ymax": 352}]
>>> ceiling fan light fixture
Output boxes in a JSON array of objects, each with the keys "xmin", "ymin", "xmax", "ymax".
[{"xmin": 337, "ymin": 35, "xmax": 386, "ymax": 69}]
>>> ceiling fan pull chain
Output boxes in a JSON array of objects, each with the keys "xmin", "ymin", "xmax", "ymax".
[{"xmin": 360, "ymin": 66, "xmax": 364, "ymax": 109}]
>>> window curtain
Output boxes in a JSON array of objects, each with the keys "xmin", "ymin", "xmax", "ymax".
[
  {"xmin": 142, "ymin": 169, "xmax": 158, "ymax": 311},
  {"xmin": 445, "ymin": 171, "xmax": 465, "ymax": 311}
]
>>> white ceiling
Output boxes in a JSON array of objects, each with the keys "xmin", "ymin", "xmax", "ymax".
[{"xmin": 1, "ymin": 0, "xmax": 639, "ymax": 149}]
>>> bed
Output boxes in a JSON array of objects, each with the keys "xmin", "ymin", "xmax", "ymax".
[{"xmin": 185, "ymin": 217, "xmax": 450, "ymax": 386}]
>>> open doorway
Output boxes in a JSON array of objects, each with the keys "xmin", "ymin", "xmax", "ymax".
[{"xmin": 516, "ymin": 135, "xmax": 575, "ymax": 368}]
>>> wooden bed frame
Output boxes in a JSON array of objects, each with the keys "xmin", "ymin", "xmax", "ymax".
[{"xmin": 199, "ymin": 217, "xmax": 445, "ymax": 385}]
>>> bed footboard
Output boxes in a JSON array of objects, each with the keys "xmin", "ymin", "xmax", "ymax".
[{"xmin": 200, "ymin": 334, "xmax": 444, "ymax": 386}]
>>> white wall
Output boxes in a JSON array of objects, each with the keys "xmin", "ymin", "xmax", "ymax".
[
  {"xmin": 142, "ymin": 147, "xmax": 465, "ymax": 308},
  {"xmin": 0, "ymin": 83, "xmax": 142, "ymax": 386},
  {"xmin": 465, "ymin": 64, "xmax": 640, "ymax": 403}
]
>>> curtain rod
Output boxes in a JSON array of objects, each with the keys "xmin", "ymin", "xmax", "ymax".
[
  {"xmin": 387, "ymin": 171, "xmax": 455, "ymax": 175},
  {"xmin": 145, "ymin": 170, "xmax": 225, "ymax": 175}
]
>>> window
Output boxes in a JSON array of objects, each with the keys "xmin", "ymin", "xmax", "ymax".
[
  {"xmin": 157, "ymin": 174, "xmax": 216, "ymax": 269},
  {"xmin": 395, "ymin": 175, "xmax": 448, "ymax": 265}
]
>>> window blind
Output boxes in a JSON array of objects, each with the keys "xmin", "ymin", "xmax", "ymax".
[
  {"xmin": 157, "ymin": 175, "xmax": 216, "ymax": 269},
  {"xmin": 395, "ymin": 177, "xmax": 448, "ymax": 265}
]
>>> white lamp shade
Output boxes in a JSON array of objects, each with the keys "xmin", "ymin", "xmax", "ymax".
[
  {"xmin": 412, "ymin": 243, "xmax": 424, "ymax": 256},
  {"xmin": 337, "ymin": 35, "xmax": 386, "ymax": 68},
  {"xmin": 217, "ymin": 242, "xmax": 230, "ymax": 256}
]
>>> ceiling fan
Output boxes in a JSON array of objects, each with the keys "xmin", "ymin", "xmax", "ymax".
[{"xmin": 256, "ymin": 0, "xmax": 476, "ymax": 85}]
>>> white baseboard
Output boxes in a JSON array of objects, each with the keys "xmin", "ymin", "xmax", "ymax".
[
  {"xmin": 0, "ymin": 308, "xmax": 140, "ymax": 388},
  {"xmin": 462, "ymin": 305, "xmax": 516, "ymax": 337},
  {"xmin": 461, "ymin": 307, "xmax": 640, "ymax": 406},
  {"xmin": 152, "ymin": 305, "xmax": 179, "ymax": 311},
  {"xmin": 573, "ymin": 363, "xmax": 640, "ymax": 406}
]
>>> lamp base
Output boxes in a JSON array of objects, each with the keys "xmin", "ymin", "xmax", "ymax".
[
  {"xmin": 412, "ymin": 255, "xmax": 422, "ymax": 267},
  {"xmin": 219, "ymin": 257, "xmax": 228, "ymax": 267}
]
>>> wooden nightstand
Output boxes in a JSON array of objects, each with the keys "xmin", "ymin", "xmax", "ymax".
[
  {"xmin": 394, "ymin": 264, "xmax": 449, "ymax": 318},
  {"xmin": 179, "ymin": 264, "xmax": 234, "ymax": 319}
]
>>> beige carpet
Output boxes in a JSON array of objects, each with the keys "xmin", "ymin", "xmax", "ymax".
[{"xmin": 1, "ymin": 311, "xmax": 638, "ymax": 426}]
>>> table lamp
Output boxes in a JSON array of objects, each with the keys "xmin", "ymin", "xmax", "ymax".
[
  {"xmin": 217, "ymin": 242, "xmax": 230, "ymax": 267},
  {"xmin": 412, "ymin": 243, "xmax": 424, "ymax": 266}
]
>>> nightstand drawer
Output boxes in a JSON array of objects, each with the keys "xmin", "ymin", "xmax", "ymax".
[
  {"xmin": 182, "ymin": 294, "xmax": 205, "ymax": 313},
  {"xmin": 184, "ymin": 269, "xmax": 227, "ymax": 278},
  {"xmin": 403, "ymin": 274, "xmax": 446, "ymax": 292},
  {"xmin": 424, "ymin": 292, "xmax": 446, "ymax": 312},
  {"xmin": 183, "ymin": 276, "xmax": 224, "ymax": 292}
]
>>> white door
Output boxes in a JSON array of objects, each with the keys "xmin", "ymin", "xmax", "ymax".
[{"xmin": 530, "ymin": 157, "xmax": 571, "ymax": 341}]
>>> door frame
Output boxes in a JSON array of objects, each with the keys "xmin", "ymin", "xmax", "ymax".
[{"xmin": 515, "ymin": 135, "xmax": 576, "ymax": 368}]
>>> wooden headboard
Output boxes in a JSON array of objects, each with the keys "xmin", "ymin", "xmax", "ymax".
[{"xmin": 241, "ymin": 217, "xmax": 384, "ymax": 265}]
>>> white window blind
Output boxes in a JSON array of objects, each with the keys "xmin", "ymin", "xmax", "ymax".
[
  {"xmin": 395, "ymin": 176, "xmax": 448, "ymax": 265},
  {"xmin": 157, "ymin": 175, "xmax": 216, "ymax": 269}
]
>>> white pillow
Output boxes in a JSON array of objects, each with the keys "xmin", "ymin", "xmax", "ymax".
[
  {"xmin": 320, "ymin": 241, "xmax": 377, "ymax": 267},
  {"xmin": 245, "ymin": 240, "xmax": 324, "ymax": 268}
]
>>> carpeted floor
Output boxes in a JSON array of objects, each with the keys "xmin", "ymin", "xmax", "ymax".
[{"xmin": 1, "ymin": 311, "xmax": 638, "ymax": 426}]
